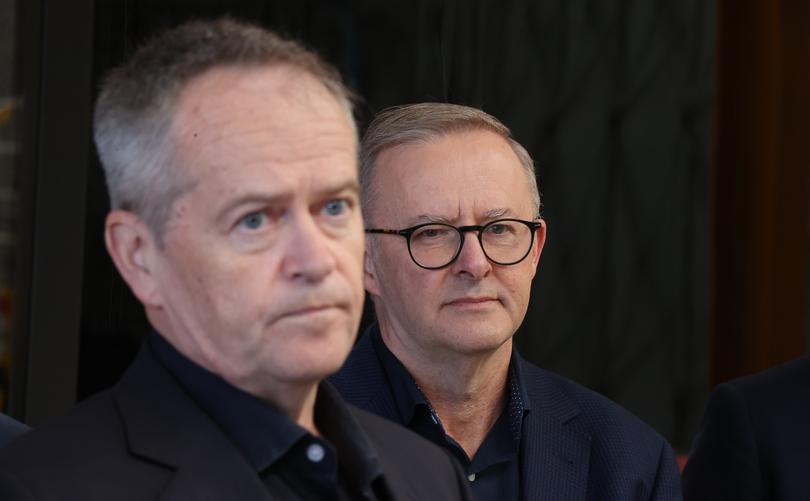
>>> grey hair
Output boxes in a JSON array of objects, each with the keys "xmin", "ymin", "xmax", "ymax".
[
  {"xmin": 94, "ymin": 18, "xmax": 355, "ymax": 242},
  {"xmin": 359, "ymin": 102, "xmax": 542, "ymax": 225}
]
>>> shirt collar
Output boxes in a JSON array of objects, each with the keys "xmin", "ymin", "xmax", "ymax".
[
  {"xmin": 505, "ymin": 349, "xmax": 531, "ymax": 442},
  {"xmin": 369, "ymin": 322, "xmax": 531, "ymax": 446},
  {"xmin": 149, "ymin": 332, "xmax": 383, "ymax": 488},
  {"xmin": 369, "ymin": 324, "xmax": 433, "ymax": 425}
]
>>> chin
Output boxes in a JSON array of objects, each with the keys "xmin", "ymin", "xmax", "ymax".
[
  {"xmin": 275, "ymin": 361, "xmax": 346, "ymax": 386},
  {"xmin": 287, "ymin": 339, "xmax": 353, "ymax": 379},
  {"xmin": 441, "ymin": 324, "xmax": 513, "ymax": 355}
]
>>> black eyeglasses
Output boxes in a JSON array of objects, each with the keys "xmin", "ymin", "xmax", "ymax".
[{"xmin": 366, "ymin": 218, "xmax": 543, "ymax": 270}]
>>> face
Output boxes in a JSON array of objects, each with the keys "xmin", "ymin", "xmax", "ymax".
[
  {"xmin": 143, "ymin": 66, "xmax": 364, "ymax": 394},
  {"xmin": 366, "ymin": 129, "xmax": 545, "ymax": 361}
]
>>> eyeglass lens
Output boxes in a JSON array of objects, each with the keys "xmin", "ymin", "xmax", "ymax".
[{"xmin": 408, "ymin": 220, "xmax": 533, "ymax": 268}]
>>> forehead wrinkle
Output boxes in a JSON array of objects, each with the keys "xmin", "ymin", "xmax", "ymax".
[
  {"xmin": 216, "ymin": 126, "xmax": 355, "ymax": 167},
  {"xmin": 405, "ymin": 213, "xmax": 456, "ymax": 226},
  {"xmin": 481, "ymin": 207, "xmax": 512, "ymax": 219}
]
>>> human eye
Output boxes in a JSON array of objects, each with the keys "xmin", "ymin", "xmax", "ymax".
[
  {"xmin": 485, "ymin": 221, "xmax": 520, "ymax": 239},
  {"xmin": 322, "ymin": 198, "xmax": 350, "ymax": 217},
  {"xmin": 237, "ymin": 211, "xmax": 266, "ymax": 231},
  {"xmin": 412, "ymin": 225, "xmax": 452, "ymax": 242}
]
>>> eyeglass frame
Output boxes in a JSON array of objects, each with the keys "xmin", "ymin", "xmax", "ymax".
[{"xmin": 365, "ymin": 217, "xmax": 544, "ymax": 270}]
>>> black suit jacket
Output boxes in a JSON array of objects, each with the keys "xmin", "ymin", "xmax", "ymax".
[
  {"xmin": 0, "ymin": 344, "xmax": 471, "ymax": 500},
  {"xmin": 0, "ymin": 414, "xmax": 28, "ymax": 449},
  {"xmin": 682, "ymin": 356, "xmax": 810, "ymax": 501},
  {"xmin": 331, "ymin": 331, "xmax": 683, "ymax": 501}
]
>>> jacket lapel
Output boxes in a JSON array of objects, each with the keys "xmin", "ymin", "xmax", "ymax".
[
  {"xmin": 519, "ymin": 359, "xmax": 592, "ymax": 501},
  {"xmin": 113, "ymin": 346, "xmax": 271, "ymax": 501},
  {"xmin": 337, "ymin": 330, "xmax": 594, "ymax": 499}
]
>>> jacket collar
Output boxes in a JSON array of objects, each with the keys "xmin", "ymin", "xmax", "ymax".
[
  {"xmin": 332, "ymin": 326, "xmax": 593, "ymax": 500},
  {"xmin": 113, "ymin": 343, "xmax": 271, "ymax": 501}
]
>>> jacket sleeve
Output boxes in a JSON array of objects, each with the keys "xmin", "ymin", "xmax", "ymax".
[
  {"xmin": 650, "ymin": 438, "xmax": 684, "ymax": 501},
  {"xmin": 681, "ymin": 383, "xmax": 762, "ymax": 501}
]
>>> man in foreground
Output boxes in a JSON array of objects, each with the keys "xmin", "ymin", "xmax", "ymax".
[
  {"xmin": 0, "ymin": 20, "xmax": 470, "ymax": 500},
  {"xmin": 332, "ymin": 102, "xmax": 683, "ymax": 500}
]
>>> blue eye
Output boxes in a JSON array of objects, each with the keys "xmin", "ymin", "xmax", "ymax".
[
  {"xmin": 323, "ymin": 199, "xmax": 349, "ymax": 217},
  {"xmin": 239, "ymin": 212, "xmax": 265, "ymax": 230}
]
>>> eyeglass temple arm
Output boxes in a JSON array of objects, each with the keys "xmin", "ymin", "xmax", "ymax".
[{"xmin": 365, "ymin": 229, "xmax": 406, "ymax": 235}]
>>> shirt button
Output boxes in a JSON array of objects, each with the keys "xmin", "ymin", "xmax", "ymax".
[
  {"xmin": 467, "ymin": 473, "xmax": 476, "ymax": 482},
  {"xmin": 306, "ymin": 443, "xmax": 325, "ymax": 463}
]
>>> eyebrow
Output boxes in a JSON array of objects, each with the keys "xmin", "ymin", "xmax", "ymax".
[
  {"xmin": 405, "ymin": 207, "xmax": 514, "ymax": 227},
  {"xmin": 406, "ymin": 214, "xmax": 454, "ymax": 226},
  {"xmin": 482, "ymin": 207, "xmax": 512, "ymax": 219},
  {"xmin": 216, "ymin": 179, "xmax": 360, "ymax": 223},
  {"xmin": 215, "ymin": 192, "xmax": 289, "ymax": 224},
  {"xmin": 313, "ymin": 179, "xmax": 361, "ymax": 200}
]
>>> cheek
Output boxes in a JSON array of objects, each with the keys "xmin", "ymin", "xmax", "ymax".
[
  {"xmin": 502, "ymin": 268, "xmax": 534, "ymax": 309},
  {"xmin": 372, "ymin": 245, "xmax": 444, "ymax": 308},
  {"xmin": 338, "ymin": 239, "xmax": 366, "ymax": 291},
  {"xmin": 182, "ymin": 254, "xmax": 265, "ymax": 318},
  {"xmin": 402, "ymin": 271, "xmax": 444, "ymax": 313}
]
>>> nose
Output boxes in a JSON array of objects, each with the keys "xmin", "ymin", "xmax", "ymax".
[
  {"xmin": 450, "ymin": 231, "xmax": 491, "ymax": 279},
  {"xmin": 282, "ymin": 215, "xmax": 336, "ymax": 283}
]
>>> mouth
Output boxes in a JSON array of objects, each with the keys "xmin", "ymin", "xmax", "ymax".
[
  {"xmin": 445, "ymin": 296, "xmax": 500, "ymax": 307},
  {"xmin": 280, "ymin": 304, "xmax": 344, "ymax": 319}
]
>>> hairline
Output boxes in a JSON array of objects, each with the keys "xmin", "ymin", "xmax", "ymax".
[
  {"xmin": 97, "ymin": 58, "xmax": 356, "ymax": 247},
  {"xmin": 361, "ymin": 124, "xmax": 541, "ymax": 227}
]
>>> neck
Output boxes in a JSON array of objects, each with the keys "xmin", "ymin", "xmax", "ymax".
[
  {"xmin": 222, "ymin": 372, "xmax": 323, "ymax": 436},
  {"xmin": 380, "ymin": 325, "xmax": 512, "ymax": 460},
  {"xmin": 258, "ymin": 381, "xmax": 321, "ymax": 436},
  {"xmin": 151, "ymin": 307, "xmax": 320, "ymax": 436},
  {"xmin": 150, "ymin": 313, "xmax": 322, "ymax": 436}
]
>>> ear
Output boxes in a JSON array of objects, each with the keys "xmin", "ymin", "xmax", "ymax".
[
  {"xmin": 363, "ymin": 242, "xmax": 382, "ymax": 297},
  {"xmin": 104, "ymin": 210, "xmax": 163, "ymax": 307},
  {"xmin": 529, "ymin": 218, "xmax": 547, "ymax": 278}
]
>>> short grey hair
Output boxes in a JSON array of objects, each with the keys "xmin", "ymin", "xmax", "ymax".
[
  {"xmin": 94, "ymin": 18, "xmax": 355, "ymax": 241},
  {"xmin": 359, "ymin": 102, "xmax": 542, "ymax": 224}
]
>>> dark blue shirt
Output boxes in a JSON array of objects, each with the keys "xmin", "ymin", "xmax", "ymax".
[
  {"xmin": 150, "ymin": 333, "xmax": 385, "ymax": 500},
  {"xmin": 369, "ymin": 325, "xmax": 529, "ymax": 501}
]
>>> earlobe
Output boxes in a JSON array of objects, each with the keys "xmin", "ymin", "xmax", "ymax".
[{"xmin": 105, "ymin": 210, "xmax": 162, "ymax": 307}]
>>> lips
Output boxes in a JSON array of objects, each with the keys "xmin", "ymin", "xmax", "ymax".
[
  {"xmin": 445, "ymin": 296, "xmax": 499, "ymax": 306},
  {"xmin": 281, "ymin": 304, "xmax": 342, "ymax": 318}
]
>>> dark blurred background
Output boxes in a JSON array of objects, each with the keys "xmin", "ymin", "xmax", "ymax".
[{"xmin": 1, "ymin": 0, "xmax": 808, "ymax": 455}]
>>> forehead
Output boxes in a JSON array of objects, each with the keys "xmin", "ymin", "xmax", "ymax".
[
  {"xmin": 371, "ymin": 129, "xmax": 534, "ymax": 223},
  {"xmin": 172, "ymin": 64, "xmax": 351, "ymax": 153},
  {"xmin": 166, "ymin": 65, "xmax": 356, "ymax": 202}
]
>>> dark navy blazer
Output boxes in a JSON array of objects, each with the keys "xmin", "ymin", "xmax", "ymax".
[
  {"xmin": 683, "ymin": 356, "xmax": 810, "ymax": 501},
  {"xmin": 0, "ymin": 343, "xmax": 472, "ymax": 500},
  {"xmin": 331, "ymin": 331, "xmax": 683, "ymax": 501}
]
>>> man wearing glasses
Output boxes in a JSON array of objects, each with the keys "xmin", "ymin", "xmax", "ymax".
[{"xmin": 331, "ymin": 103, "xmax": 682, "ymax": 500}]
